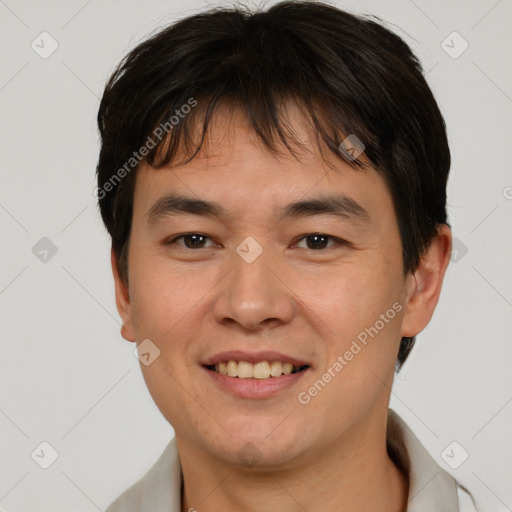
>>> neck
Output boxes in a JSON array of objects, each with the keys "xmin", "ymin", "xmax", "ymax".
[{"xmin": 177, "ymin": 413, "xmax": 409, "ymax": 512}]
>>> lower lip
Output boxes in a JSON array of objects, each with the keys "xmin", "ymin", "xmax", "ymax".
[{"xmin": 203, "ymin": 366, "xmax": 310, "ymax": 399}]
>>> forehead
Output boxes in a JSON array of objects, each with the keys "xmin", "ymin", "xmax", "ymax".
[{"xmin": 132, "ymin": 101, "xmax": 393, "ymax": 223}]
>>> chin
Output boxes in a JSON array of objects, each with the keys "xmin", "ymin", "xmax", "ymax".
[
  {"xmin": 210, "ymin": 417, "xmax": 308, "ymax": 468},
  {"xmin": 221, "ymin": 441, "xmax": 304, "ymax": 470}
]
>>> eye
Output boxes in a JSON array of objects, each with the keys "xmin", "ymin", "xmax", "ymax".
[
  {"xmin": 166, "ymin": 233, "xmax": 217, "ymax": 249},
  {"xmin": 293, "ymin": 233, "xmax": 343, "ymax": 250}
]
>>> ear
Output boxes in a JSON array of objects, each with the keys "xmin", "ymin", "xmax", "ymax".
[
  {"xmin": 401, "ymin": 224, "xmax": 452, "ymax": 337},
  {"xmin": 111, "ymin": 247, "xmax": 136, "ymax": 342}
]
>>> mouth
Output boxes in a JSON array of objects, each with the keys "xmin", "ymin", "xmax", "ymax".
[
  {"xmin": 204, "ymin": 360, "xmax": 310, "ymax": 379},
  {"xmin": 200, "ymin": 351, "xmax": 311, "ymax": 398}
]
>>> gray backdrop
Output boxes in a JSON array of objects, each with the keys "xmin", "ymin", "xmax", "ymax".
[{"xmin": 1, "ymin": 0, "xmax": 511, "ymax": 510}]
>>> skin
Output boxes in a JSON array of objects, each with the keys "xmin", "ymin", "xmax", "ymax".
[{"xmin": 112, "ymin": 101, "xmax": 452, "ymax": 512}]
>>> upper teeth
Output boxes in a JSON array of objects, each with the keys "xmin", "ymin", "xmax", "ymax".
[{"xmin": 214, "ymin": 360, "xmax": 301, "ymax": 379}]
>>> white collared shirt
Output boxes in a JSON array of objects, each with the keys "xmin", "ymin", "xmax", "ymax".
[{"xmin": 106, "ymin": 409, "xmax": 476, "ymax": 511}]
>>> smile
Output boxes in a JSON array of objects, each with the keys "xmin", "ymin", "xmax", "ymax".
[{"xmin": 206, "ymin": 360, "xmax": 310, "ymax": 379}]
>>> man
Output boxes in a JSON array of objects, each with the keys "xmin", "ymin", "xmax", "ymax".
[{"xmin": 96, "ymin": 1, "xmax": 475, "ymax": 510}]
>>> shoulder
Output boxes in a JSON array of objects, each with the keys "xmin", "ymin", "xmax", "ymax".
[
  {"xmin": 387, "ymin": 409, "xmax": 476, "ymax": 512},
  {"xmin": 105, "ymin": 438, "xmax": 182, "ymax": 512},
  {"xmin": 457, "ymin": 485, "xmax": 478, "ymax": 512}
]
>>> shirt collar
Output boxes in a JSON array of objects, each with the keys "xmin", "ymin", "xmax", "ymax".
[
  {"xmin": 387, "ymin": 409, "xmax": 461, "ymax": 511},
  {"xmin": 106, "ymin": 409, "xmax": 462, "ymax": 512}
]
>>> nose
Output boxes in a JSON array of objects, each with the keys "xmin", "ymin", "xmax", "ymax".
[{"xmin": 212, "ymin": 243, "xmax": 295, "ymax": 332}]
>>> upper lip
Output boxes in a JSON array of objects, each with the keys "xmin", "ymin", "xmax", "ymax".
[{"xmin": 201, "ymin": 350, "xmax": 311, "ymax": 367}]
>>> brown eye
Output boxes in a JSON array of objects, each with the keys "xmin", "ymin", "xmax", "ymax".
[
  {"xmin": 295, "ymin": 234, "xmax": 338, "ymax": 250},
  {"xmin": 167, "ymin": 234, "xmax": 215, "ymax": 249}
]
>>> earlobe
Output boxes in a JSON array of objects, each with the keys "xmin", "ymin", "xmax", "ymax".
[
  {"xmin": 111, "ymin": 248, "xmax": 136, "ymax": 342},
  {"xmin": 401, "ymin": 224, "xmax": 452, "ymax": 338}
]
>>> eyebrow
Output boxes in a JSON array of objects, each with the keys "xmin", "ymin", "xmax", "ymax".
[{"xmin": 146, "ymin": 193, "xmax": 370, "ymax": 225}]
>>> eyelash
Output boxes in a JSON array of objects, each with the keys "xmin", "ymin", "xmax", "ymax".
[{"xmin": 165, "ymin": 233, "xmax": 347, "ymax": 250}]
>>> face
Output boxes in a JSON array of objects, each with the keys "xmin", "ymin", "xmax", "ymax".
[{"xmin": 113, "ymin": 102, "xmax": 447, "ymax": 470}]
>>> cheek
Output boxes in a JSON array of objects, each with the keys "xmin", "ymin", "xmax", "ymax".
[
  {"xmin": 296, "ymin": 264, "xmax": 405, "ymax": 399},
  {"xmin": 298, "ymin": 264, "xmax": 400, "ymax": 336},
  {"xmin": 128, "ymin": 245, "xmax": 213, "ymax": 339}
]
